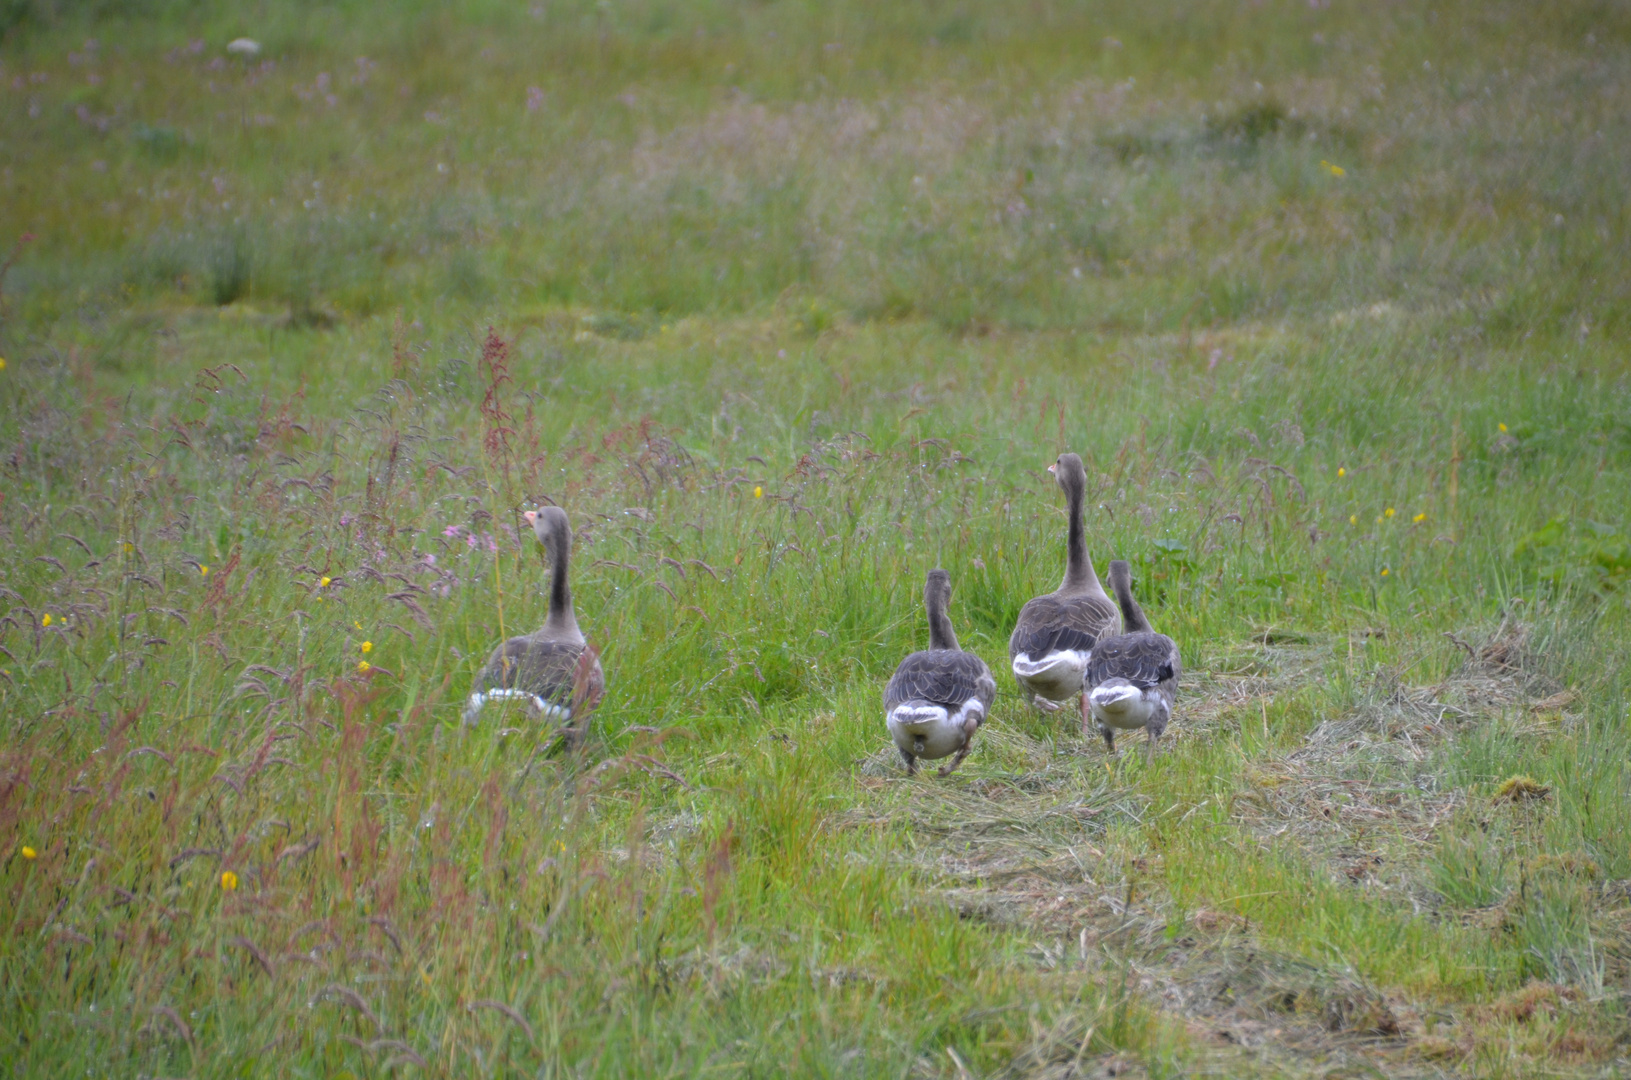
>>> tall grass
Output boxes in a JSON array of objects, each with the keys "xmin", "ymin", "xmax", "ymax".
[{"xmin": 4, "ymin": 0, "xmax": 1631, "ymax": 1076}]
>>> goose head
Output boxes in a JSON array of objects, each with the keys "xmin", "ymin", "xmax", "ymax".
[
  {"xmin": 523, "ymin": 506, "xmax": 572, "ymax": 561},
  {"xmin": 924, "ymin": 567, "xmax": 952, "ymax": 610},
  {"xmin": 1047, "ymin": 452, "xmax": 1087, "ymax": 497}
]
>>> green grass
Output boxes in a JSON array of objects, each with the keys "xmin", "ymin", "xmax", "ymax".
[{"xmin": 4, "ymin": 1, "xmax": 1631, "ymax": 1076}]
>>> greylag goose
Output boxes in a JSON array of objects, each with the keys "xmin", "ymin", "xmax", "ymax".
[
  {"xmin": 884, "ymin": 569, "xmax": 996, "ymax": 776},
  {"xmin": 464, "ymin": 507, "xmax": 605, "ymax": 736},
  {"xmin": 1008, "ymin": 453, "xmax": 1120, "ymax": 733},
  {"xmin": 1087, "ymin": 560, "xmax": 1180, "ymax": 760}
]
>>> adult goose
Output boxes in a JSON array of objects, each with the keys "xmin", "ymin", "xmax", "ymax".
[
  {"xmin": 1087, "ymin": 560, "xmax": 1181, "ymax": 761},
  {"xmin": 464, "ymin": 507, "xmax": 605, "ymax": 738},
  {"xmin": 884, "ymin": 569, "xmax": 996, "ymax": 776},
  {"xmin": 1008, "ymin": 452, "xmax": 1120, "ymax": 731}
]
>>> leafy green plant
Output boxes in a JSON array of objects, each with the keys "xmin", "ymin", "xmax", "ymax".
[{"xmin": 1512, "ymin": 515, "xmax": 1631, "ymax": 592}]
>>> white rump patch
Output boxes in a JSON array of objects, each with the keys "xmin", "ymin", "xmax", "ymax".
[
  {"xmin": 887, "ymin": 697, "xmax": 981, "ymax": 760},
  {"xmin": 1011, "ymin": 649, "xmax": 1091, "ymax": 704},
  {"xmin": 1011, "ymin": 649, "xmax": 1090, "ymax": 680},
  {"xmin": 464, "ymin": 689, "xmax": 572, "ymax": 723},
  {"xmin": 1089, "ymin": 684, "xmax": 1141, "ymax": 709},
  {"xmin": 1089, "ymin": 682, "xmax": 1155, "ymax": 729}
]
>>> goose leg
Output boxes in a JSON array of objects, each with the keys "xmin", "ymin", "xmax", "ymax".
[
  {"xmin": 1099, "ymin": 724, "xmax": 1116, "ymax": 755},
  {"xmin": 937, "ymin": 741, "xmax": 974, "ymax": 777},
  {"xmin": 1145, "ymin": 710, "xmax": 1168, "ymax": 763},
  {"xmin": 1079, "ymin": 690, "xmax": 1092, "ymax": 739},
  {"xmin": 899, "ymin": 747, "xmax": 917, "ymax": 775},
  {"xmin": 1031, "ymin": 693, "xmax": 1062, "ymax": 713}
]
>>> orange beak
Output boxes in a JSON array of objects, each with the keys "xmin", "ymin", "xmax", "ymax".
[
  {"xmin": 522, "ymin": 510, "xmax": 537, "ymax": 524},
  {"xmin": 1047, "ymin": 463, "xmax": 1057, "ymax": 475}
]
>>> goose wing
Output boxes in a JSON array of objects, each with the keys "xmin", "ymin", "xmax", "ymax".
[
  {"xmin": 1008, "ymin": 592, "xmax": 1120, "ymax": 660},
  {"xmin": 885, "ymin": 650, "xmax": 995, "ymax": 711},
  {"xmin": 1087, "ymin": 632, "xmax": 1180, "ymax": 690}
]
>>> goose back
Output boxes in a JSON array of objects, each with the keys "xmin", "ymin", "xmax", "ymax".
[
  {"xmin": 1087, "ymin": 631, "xmax": 1180, "ymax": 697},
  {"xmin": 884, "ymin": 649, "xmax": 996, "ymax": 719}
]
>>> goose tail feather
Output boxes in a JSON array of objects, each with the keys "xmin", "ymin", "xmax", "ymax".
[{"xmin": 888, "ymin": 701, "xmax": 950, "ymax": 730}]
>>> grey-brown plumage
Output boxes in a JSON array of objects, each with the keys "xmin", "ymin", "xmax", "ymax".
[
  {"xmin": 1087, "ymin": 559, "xmax": 1180, "ymax": 760},
  {"xmin": 464, "ymin": 506, "xmax": 605, "ymax": 737},
  {"xmin": 1008, "ymin": 453, "xmax": 1120, "ymax": 734},
  {"xmin": 884, "ymin": 569, "xmax": 996, "ymax": 776}
]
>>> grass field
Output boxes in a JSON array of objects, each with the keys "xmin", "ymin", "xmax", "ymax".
[{"xmin": 4, "ymin": 1, "xmax": 1631, "ymax": 1076}]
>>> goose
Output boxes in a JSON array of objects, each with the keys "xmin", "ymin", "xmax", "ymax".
[
  {"xmin": 1087, "ymin": 560, "xmax": 1180, "ymax": 760},
  {"xmin": 464, "ymin": 507, "xmax": 605, "ymax": 737},
  {"xmin": 1008, "ymin": 452, "xmax": 1120, "ymax": 733},
  {"xmin": 884, "ymin": 568, "xmax": 996, "ymax": 776}
]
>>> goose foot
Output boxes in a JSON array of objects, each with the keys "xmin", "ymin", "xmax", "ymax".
[
  {"xmin": 1144, "ymin": 732, "xmax": 1159, "ymax": 763},
  {"xmin": 1031, "ymin": 694, "xmax": 1062, "ymax": 713}
]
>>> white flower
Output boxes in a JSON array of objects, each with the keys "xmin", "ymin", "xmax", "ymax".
[{"xmin": 227, "ymin": 38, "xmax": 261, "ymax": 57}]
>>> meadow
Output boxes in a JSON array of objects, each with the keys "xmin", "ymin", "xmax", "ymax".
[{"xmin": 3, "ymin": 0, "xmax": 1631, "ymax": 1076}]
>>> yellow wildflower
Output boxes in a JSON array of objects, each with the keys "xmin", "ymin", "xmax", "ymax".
[
  {"xmin": 1381, "ymin": 567, "xmax": 1391, "ymax": 577},
  {"xmin": 1384, "ymin": 507, "xmax": 1395, "ymax": 519},
  {"xmin": 1320, "ymin": 160, "xmax": 1346, "ymax": 177},
  {"xmin": 21, "ymin": 846, "xmax": 37, "ymax": 860},
  {"xmin": 1413, "ymin": 513, "xmax": 1426, "ymax": 523},
  {"xmin": 0, "ymin": 357, "xmax": 7, "ymax": 371},
  {"xmin": 123, "ymin": 542, "xmax": 134, "ymax": 553},
  {"xmin": 319, "ymin": 576, "xmax": 332, "ymax": 588},
  {"xmin": 41, "ymin": 614, "xmax": 52, "ymax": 627},
  {"xmin": 1498, "ymin": 423, "xmax": 1508, "ymax": 432},
  {"xmin": 1337, "ymin": 467, "xmax": 1346, "ymax": 477},
  {"xmin": 360, "ymin": 641, "xmax": 373, "ymax": 653},
  {"xmin": 753, "ymin": 486, "xmax": 763, "ymax": 498},
  {"xmin": 357, "ymin": 660, "xmax": 372, "ymax": 673},
  {"xmin": 220, "ymin": 870, "xmax": 238, "ymax": 891},
  {"xmin": 1349, "ymin": 515, "xmax": 1358, "ymax": 525},
  {"xmin": 199, "ymin": 564, "xmax": 210, "ymax": 576}
]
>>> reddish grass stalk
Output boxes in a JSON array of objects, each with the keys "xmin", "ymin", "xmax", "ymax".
[{"xmin": 477, "ymin": 327, "xmax": 517, "ymax": 484}]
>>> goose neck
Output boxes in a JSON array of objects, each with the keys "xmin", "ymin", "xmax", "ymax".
[
  {"xmin": 926, "ymin": 592, "xmax": 960, "ymax": 652},
  {"xmin": 1061, "ymin": 481, "xmax": 1100, "ymax": 593},
  {"xmin": 1111, "ymin": 571, "xmax": 1151, "ymax": 633},
  {"xmin": 547, "ymin": 536, "xmax": 575, "ymax": 631}
]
